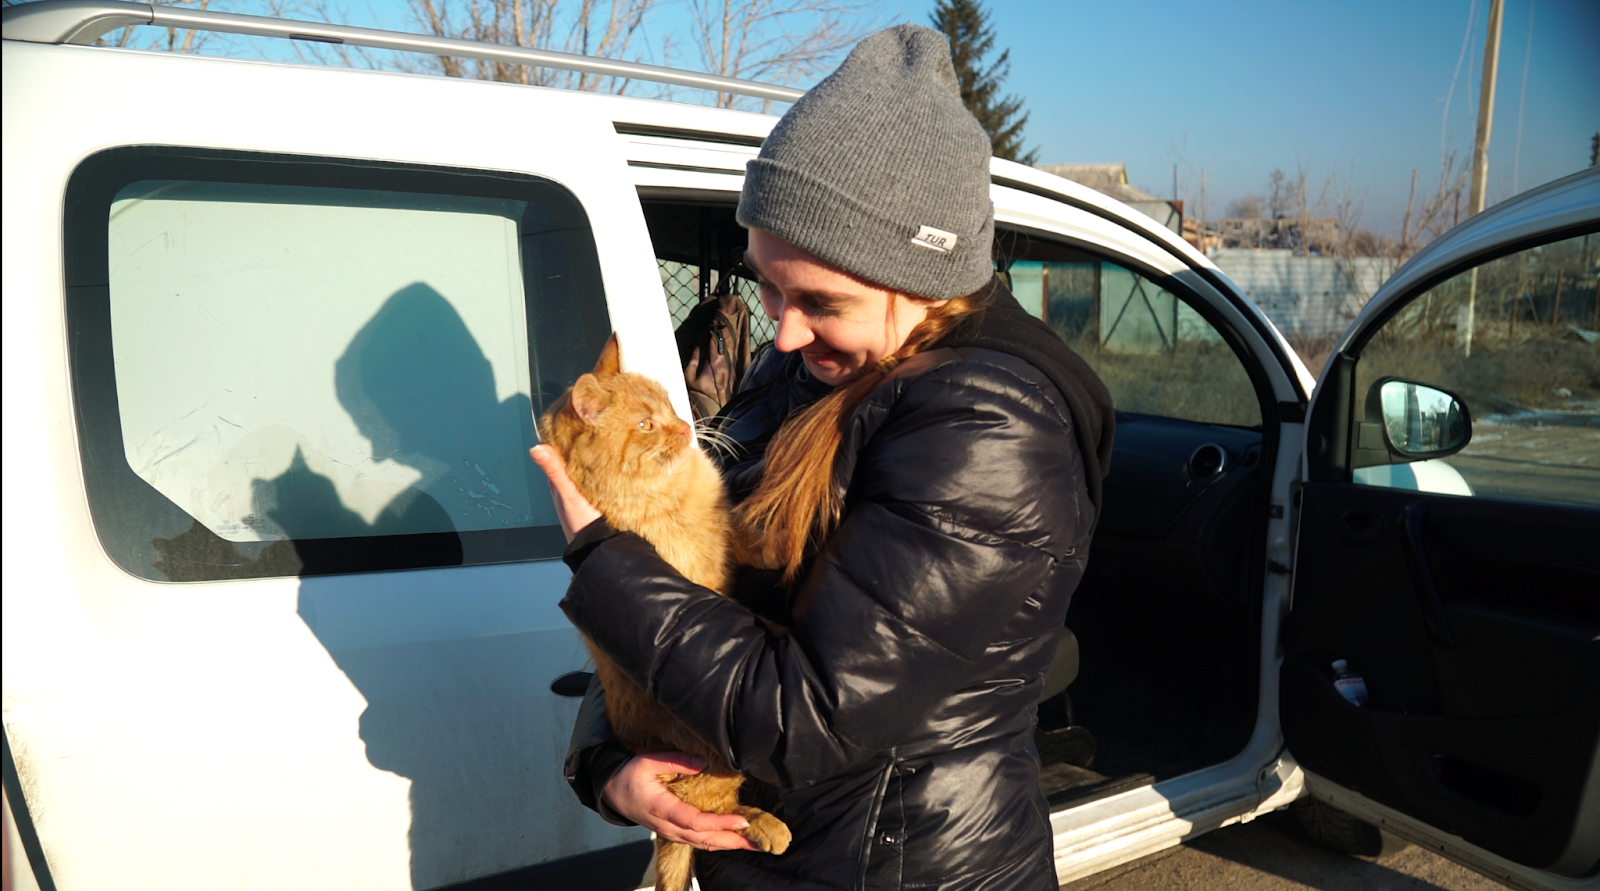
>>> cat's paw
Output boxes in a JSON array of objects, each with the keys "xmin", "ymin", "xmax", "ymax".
[{"xmin": 736, "ymin": 806, "xmax": 792, "ymax": 855}]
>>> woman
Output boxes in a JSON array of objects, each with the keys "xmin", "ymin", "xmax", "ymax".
[{"xmin": 533, "ymin": 23, "xmax": 1113, "ymax": 890}]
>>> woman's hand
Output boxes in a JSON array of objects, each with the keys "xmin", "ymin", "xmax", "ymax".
[
  {"xmin": 529, "ymin": 445, "xmax": 602, "ymax": 543},
  {"xmin": 603, "ymin": 753, "xmax": 760, "ymax": 852}
]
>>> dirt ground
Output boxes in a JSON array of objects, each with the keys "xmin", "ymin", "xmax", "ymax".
[{"xmin": 1060, "ymin": 810, "xmax": 1508, "ymax": 891}]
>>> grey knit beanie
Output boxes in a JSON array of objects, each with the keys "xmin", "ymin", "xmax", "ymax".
[{"xmin": 737, "ymin": 24, "xmax": 994, "ymax": 299}]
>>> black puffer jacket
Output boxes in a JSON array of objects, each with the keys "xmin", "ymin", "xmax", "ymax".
[{"xmin": 561, "ymin": 292, "xmax": 1106, "ymax": 890}]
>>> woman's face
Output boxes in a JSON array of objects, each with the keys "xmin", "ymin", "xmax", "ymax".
[{"xmin": 744, "ymin": 229, "xmax": 930, "ymax": 387}]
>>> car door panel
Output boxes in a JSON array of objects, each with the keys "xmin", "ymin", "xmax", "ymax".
[
  {"xmin": 1283, "ymin": 170, "xmax": 1600, "ymax": 886},
  {"xmin": 1285, "ymin": 481, "xmax": 1600, "ymax": 874}
]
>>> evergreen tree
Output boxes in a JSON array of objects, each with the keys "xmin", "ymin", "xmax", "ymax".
[{"xmin": 929, "ymin": 0, "xmax": 1036, "ymax": 165}]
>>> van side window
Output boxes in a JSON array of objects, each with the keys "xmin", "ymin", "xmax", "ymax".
[{"xmin": 65, "ymin": 149, "xmax": 610, "ymax": 581}]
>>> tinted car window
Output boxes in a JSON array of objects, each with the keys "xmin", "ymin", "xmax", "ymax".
[{"xmin": 66, "ymin": 149, "xmax": 610, "ymax": 581}]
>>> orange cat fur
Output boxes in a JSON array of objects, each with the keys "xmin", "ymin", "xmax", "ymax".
[{"xmin": 538, "ymin": 334, "xmax": 790, "ymax": 891}]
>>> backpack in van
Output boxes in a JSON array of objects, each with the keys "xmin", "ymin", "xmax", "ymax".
[{"xmin": 675, "ymin": 278, "xmax": 753, "ymax": 421}]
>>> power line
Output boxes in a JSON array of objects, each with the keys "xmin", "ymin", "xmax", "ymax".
[
  {"xmin": 1441, "ymin": 0, "xmax": 1478, "ymax": 161},
  {"xmin": 1512, "ymin": 0, "xmax": 1533, "ymax": 194}
]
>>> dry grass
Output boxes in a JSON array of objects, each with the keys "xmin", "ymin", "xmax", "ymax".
[
  {"xmin": 1078, "ymin": 327, "xmax": 1599, "ymax": 425},
  {"xmin": 1276, "ymin": 329, "xmax": 1598, "ymax": 418},
  {"xmin": 1062, "ymin": 331, "xmax": 1262, "ymax": 428},
  {"xmin": 1284, "ymin": 231, "xmax": 1600, "ymax": 414},
  {"xmin": 1285, "ymin": 333, "xmax": 1340, "ymax": 380},
  {"xmin": 1358, "ymin": 332, "xmax": 1600, "ymax": 416}
]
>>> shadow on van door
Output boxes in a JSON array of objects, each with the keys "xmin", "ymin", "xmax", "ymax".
[
  {"xmin": 256, "ymin": 281, "xmax": 535, "ymax": 546},
  {"xmin": 272, "ymin": 284, "xmax": 594, "ymax": 888}
]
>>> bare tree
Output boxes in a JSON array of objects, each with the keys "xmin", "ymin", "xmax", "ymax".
[
  {"xmin": 1311, "ymin": 162, "xmax": 1385, "ymax": 315},
  {"xmin": 406, "ymin": 0, "xmax": 658, "ymax": 90},
  {"xmin": 1290, "ymin": 156, "xmax": 1368, "ymax": 258},
  {"xmin": 1325, "ymin": 167, "xmax": 1366, "ymax": 256},
  {"xmin": 1308, "ymin": 152, "xmax": 1466, "ymax": 323},
  {"xmin": 1293, "ymin": 166, "xmax": 1313, "ymax": 255},
  {"xmin": 1167, "ymin": 138, "xmax": 1218, "ymax": 252},
  {"xmin": 681, "ymin": 0, "xmax": 875, "ymax": 110},
  {"xmin": 1265, "ymin": 168, "xmax": 1300, "ymax": 221},
  {"xmin": 1224, "ymin": 194, "xmax": 1266, "ymax": 220},
  {"xmin": 94, "ymin": 0, "xmax": 389, "ymax": 65},
  {"xmin": 1393, "ymin": 149, "xmax": 1470, "ymax": 266},
  {"xmin": 95, "ymin": 0, "xmax": 222, "ymax": 54},
  {"xmin": 72, "ymin": 0, "xmax": 874, "ymax": 108},
  {"xmin": 255, "ymin": 0, "xmax": 401, "ymax": 70}
]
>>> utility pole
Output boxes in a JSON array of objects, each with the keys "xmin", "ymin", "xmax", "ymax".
[
  {"xmin": 1463, "ymin": 0, "xmax": 1504, "ymax": 357},
  {"xmin": 1468, "ymin": 0, "xmax": 1504, "ymax": 217}
]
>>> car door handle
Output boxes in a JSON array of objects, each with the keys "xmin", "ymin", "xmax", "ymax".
[
  {"xmin": 550, "ymin": 670, "xmax": 595, "ymax": 698},
  {"xmin": 1400, "ymin": 501, "xmax": 1455, "ymax": 649}
]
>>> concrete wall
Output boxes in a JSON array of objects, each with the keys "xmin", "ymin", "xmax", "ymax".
[{"xmin": 1211, "ymin": 249, "xmax": 1391, "ymax": 338}]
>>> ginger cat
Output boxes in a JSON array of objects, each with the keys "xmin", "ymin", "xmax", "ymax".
[{"xmin": 538, "ymin": 334, "xmax": 791, "ymax": 891}]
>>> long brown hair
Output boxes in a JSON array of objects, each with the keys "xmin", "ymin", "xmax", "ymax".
[{"xmin": 734, "ymin": 281, "xmax": 996, "ymax": 581}]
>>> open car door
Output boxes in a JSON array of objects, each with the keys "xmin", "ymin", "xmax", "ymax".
[{"xmin": 1283, "ymin": 167, "xmax": 1600, "ymax": 891}]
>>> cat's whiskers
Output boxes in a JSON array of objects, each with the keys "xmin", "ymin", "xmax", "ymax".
[{"xmin": 692, "ymin": 420, "xmax": 743, "ymax": 460}]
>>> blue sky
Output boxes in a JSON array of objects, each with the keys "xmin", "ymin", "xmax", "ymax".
[
  {"xmin": 208, "ymin": 0, "xmax": 1598, "ymax": 234},
  {"xmin": 898, "ymin": 0, "xmax": 1599, "ymax": 235}
]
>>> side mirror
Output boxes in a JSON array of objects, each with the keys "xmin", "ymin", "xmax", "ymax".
[{"xmin": 1351, "ymin": 377, "xmax": 1472, "ymax": 469}]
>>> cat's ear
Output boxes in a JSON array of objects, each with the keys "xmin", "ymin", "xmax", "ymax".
[
  {"xmin": 569, "ymin": 373, "xmax": 611, "ymax": 423},
  {"xmin": 593, "ymin": 333, "xmax": 623, "ymax": 376}
]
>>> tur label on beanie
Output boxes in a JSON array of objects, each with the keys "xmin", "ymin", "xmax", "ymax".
[{"xmin": 911, "ymin": 225, "xmax": 958, "ymax": 253}]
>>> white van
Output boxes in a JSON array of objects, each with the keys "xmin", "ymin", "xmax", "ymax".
[{"xmin": 4, "ymin": 3, "xmax": 1597, "ymax": 889}]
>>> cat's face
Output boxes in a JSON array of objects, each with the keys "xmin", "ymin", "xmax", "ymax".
[
  {"xmin": 540, "ymin": 335, "xmax": 695, "ymax": 481},
  {"xmin": 565, "ymin": 372, "xmax": 693, "ymax": 472}
]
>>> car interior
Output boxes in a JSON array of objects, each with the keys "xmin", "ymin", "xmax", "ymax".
[{"xmin": 643, "ymin": 194, "xmax": 1277, "ymax": 810}]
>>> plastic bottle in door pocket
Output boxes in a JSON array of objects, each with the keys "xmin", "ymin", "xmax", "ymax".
[{"xmin": 1331, "ymin": 659, "xmax": 1368, "ymax": 707}]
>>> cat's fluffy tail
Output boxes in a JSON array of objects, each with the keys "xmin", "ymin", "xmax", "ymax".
[{"xmin": 654, "ymin": 837, "xmax": 694, "ymax": 891}]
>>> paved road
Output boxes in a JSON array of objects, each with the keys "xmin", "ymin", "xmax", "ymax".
[
  {"xmin": 1450, "ymin": 419, "xmax": 1600, "ymax": 508},
  {"xmin": 1060, "ymin": 811, "xmax": 1508, "ymax": 891}
]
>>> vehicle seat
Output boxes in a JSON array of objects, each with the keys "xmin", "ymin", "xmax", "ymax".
[
  {"xmin": 1034, "ymin": 627, "xmax": 1095, "ymax": 771},
  {"xmin": 1038, "ymin": 627, "xmax": 1080, "ymax": 704}
]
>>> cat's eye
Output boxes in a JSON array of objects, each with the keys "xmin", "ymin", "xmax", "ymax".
[{"xmin": 638, "ymin": 419, "xmax": 654, "ymax": 431}]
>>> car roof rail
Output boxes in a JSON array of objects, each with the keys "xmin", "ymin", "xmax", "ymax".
[{"xmin": 1, "ymin": 0, "xmax": 806, "ymax": 105}]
